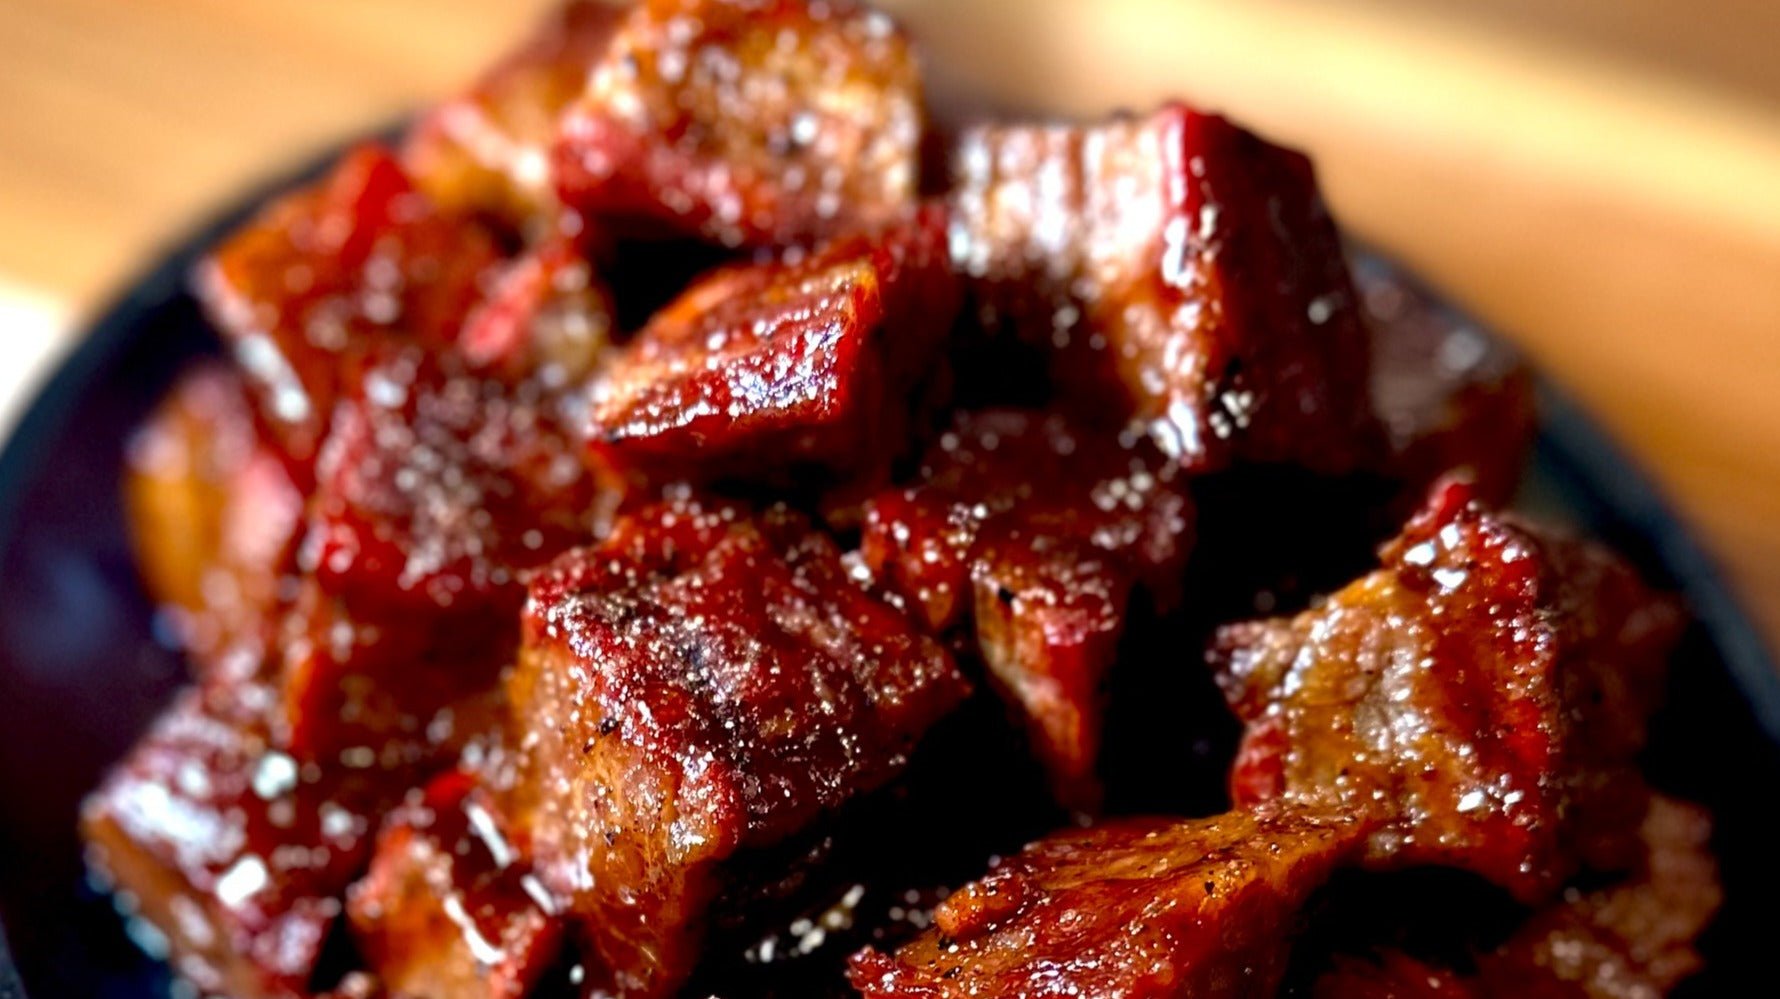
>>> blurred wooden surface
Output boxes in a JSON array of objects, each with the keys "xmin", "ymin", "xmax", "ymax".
[{"xmin": 1, "ymin": 0, "xmax": 1777, "ymax": 649}]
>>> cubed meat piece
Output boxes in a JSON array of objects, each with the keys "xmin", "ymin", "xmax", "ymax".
[
  {"xmin": 459, "ymin": 236, "xmax": 616, "ymax": 386},
  {"xmin": 587, "ymin": 210, "xmax": 958, "ymax": 485},
  {"xmin": 403, "ymin": 0, "xmax": 623, "ymax": 230},
  {"xmin": 282, "ymin": 349, "xmax": 602, "ymax": 758},
  {"xmin": 948, "ymin": 104, "xmax": 1378, "ymax": 473},
  {"xmin": 505, "ymin": 498, "xmax": 969, "ymax": 997},
  {"xmin": 1359, "ymin": 259, "xmax": 1535, "ymax": 507},
  {"xmin": 1208, "ymin": 481, "xmax": 1684, "ymax": 901},
  {"xmin": 555, "ymin": 0, "xmax": 922, "ymax": 248},
  {"xmin": 276, "ymin": 577, "xmax": 513, "ymax": 763},
  {"xmin": 124, "ymin": 364, "xmax": 304, "ymax": 673},
  {"xmin": 303, "ymin": 351, "xmax": 599, "ymax": 617},
  {"xmin": 859, "ymin": 410, "xmax": 1194, "ymax": 808},
  {"xmin": 196, "ymin": 145, "xmax": 503, "ymax": 473},
  {"xmin": 348, "ymin": 771, "xmax": 564, "ymax": 999},
  {"xmin": 848, "ymin": 806, "xmax": 1370, "ymax": 998},
  {"xmin": 80, "ymin": 683, "xmax": 403, "ymax": 999},
  {"xmin": 1315, "ymin": 796, "xmax": 1720, "ymax": 998},
  {"xmin": 1478, "ymin": 795, "xmax": 1720, "ymax": 997}
]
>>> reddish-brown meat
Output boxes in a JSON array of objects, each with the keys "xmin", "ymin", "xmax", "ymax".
[
  {"xmin": 80, "ymin": 683, "xmax": 403, "ymax": 999},
  {"xmin": 348, "ymin": 771, "xmax": 564, "ymax": 999},
  {"xmin": 1315, "ymin": 796, "xmax": 1720, "ymax": 999},
  {"xmin": 403, "ymin": 0, "xmax": 623, "ymax": 230},
  {"xmin": 849, "ymin": 806, "xmax": 1370, "ymax": 998},
  {"xmin": 459, "ymin": 235, "xmax": 615, "ymax": 385},
  {"xmin": 1209, "ymin": 481, "xmax": 1683, "ymax": 901},
  {"xmin": 1478, "ymin": 795, "xmax": 1720, "ymax": 997},
  {"xmin": 948, "ymin": 104, "xmax": 1378, "ymax": 473},
  {"xmin": 555, "ymin": 0, "xmax": 923, "ymax": 248},
  {"xmin": 505, "ymin": 498, "xmax": 970, "ymax": 997},
  {"xmin": 1361, "ymin": 262, "xmax": 1535, "ymax": 506},
  {"xmin": 858, "ymin": 410, "xmax": 1194, "ymax": 807},
  {"xmin": 123, "ymin": 364, "xmax": 304, "ymax": 674},
  {"xmin": 587, "ymin": 210, "xmax": 958, "ymax": 485},
  {"xmin": 196, "ymin": 145, "xmax": 504, "ymax": 476}
]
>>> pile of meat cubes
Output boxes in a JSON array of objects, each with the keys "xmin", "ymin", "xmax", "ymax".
[{"xmin": 85, "ymin": 1, "xmax": 1717, "ymax": 996}]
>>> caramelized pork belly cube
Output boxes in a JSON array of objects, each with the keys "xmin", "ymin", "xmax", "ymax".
[
  {"xmin": 1316, "ymin": 796, "xmax": 1721, "ymax": 999},
  {"xmin": 348, "ymin": 771, "xmax": 564, "ymax": 999},
  {"xmin": 278, "ymin": 352, "xmax": 599, "ymax": 757},
  {"xmin": 506, "ymin": 499, "xmax": 969, "ymax": 997},
  {"xmin": 587, "ymin": 211, "xmax": 958, "ymax": 485},
  {"xmin": 849, "ymin": 806, "xmax": 1370, "ymax": 998},
  {"xmin": 555, "ymin": 0, "xmax": 922, "ymax": 248},
  {"xmin": 1208, "ymin": 481, "xmax": 1684, "ymax": 901},
  {"xmin": 124, "ymin": 364, "xmax": 304, "ymax": 671},
  {"xmin": 1478, "ymin": 795, "xmax": 1720, "ymax": 997},
  {"xmin": 276, "ymin": 577, "xmax": 512, "ymax": 763},
  {"xmin": 404, "ymin": 1, "xmax": 622, "ymax": 229},
  {"xmin": 949, "ymin": 104, "xmax": 1378, "ymax": 473},
  {"xmin": 196, "ymin": 145, "xmax": 503, "ymax": 473},
  {"xmin": 80, "ymin": 684, "xmax": 407, "ymax": 999},
  {"xmin": 859, "ymin": 410, "xmax": 1194, "ymax": 806},
  {"xmin": 459, "ymin": 235, "xmax": 615, "ymax": 385},
  {"xmin": 1361, "ymin": 261, "xmax": 1535, "ymax": 506},
  {"xmin": 303, "ymin": 350, "xmax": 599, "ymax": 617}
]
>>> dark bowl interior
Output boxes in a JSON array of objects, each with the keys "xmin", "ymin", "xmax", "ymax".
[{"xmin": 1, "ymin": 152, "xmax": 1777, "ymax": 997}]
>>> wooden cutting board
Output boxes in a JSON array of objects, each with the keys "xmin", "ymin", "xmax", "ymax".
[{"xmin": 2, "ymin": 0, "xmax": 1777, "ymax": 647}]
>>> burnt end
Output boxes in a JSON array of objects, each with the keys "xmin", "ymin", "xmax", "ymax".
[
  {"xmin": 587, "ymin": 209, "xmax": 959, "ymax": 487},
  {"xmin": 554, "ymin": 0, "xmax": 923, "ymax": 248},
  {"xmin": 79, "ymin": 683, "xmax": 411, "ymax": 999},
  {"xmin": 403, "ymin": 0, "xmax": 624, "ymax": 231},
  {"xmin": 1208, "ymin": 481, "xmax": 1684, "ymax": 902},
  {"xmin": 124, "ymin": 364, "xmax": 304, "ymax": 676},
  {"xmin": 848, "ymin": 806, "xmax": 1370, "ymax": 998},
  {"xmin": 347, "ymin": 771, "xmax": 565, "ymax": 999},
  {"xmin": 947, "ymin": 103, "xmax": 1380, "ymax": 474},
  {"xmin": 504, "ymin": 498, "xmax": 970, "ymax": 997},
  {"xmin": 459, "ymin": 235, "xmax": 615, "ymax": 386},
  {"xmin": 1361, "ymin": 263, "xmax": 1536, "ymax": 508},
  {"xmin": 196, "ymin": 145, "xmax": 504, "ymax": 477},
  {"xmin": 283, "ymin": 342, "xmax": 604, "ymax": 758},
  {"xmin": 1478, "ymin": 795, "xmax": 1720, "ymax": 996},
  {"xmin": 1313, "ymin": 795, "xmax": 1721, "ymax": 999},
  {"xmin": 858, "ymin": 409, "xmax": 1195, "ymax": 809}
]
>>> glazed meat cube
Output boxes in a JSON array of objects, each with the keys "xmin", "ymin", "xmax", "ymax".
[
  {"xmin": 1315, "ymin": 796, "xmax": 1720, "ymax": 998},
  {"xmin": 555, "ymin": 0, "xmax": 923, "ymax": 248},
  {"xmin": 1208, "ymin": 481, "xmax": 1684, "ymax": 901},
  {"xmin": 505, "ymin": 498, "xmax": 970, "ymax": 997},
  {"xmin": 1478, "ymin": 795, "xmax": 1720, "ymax": 997},
  {"xmin": 587, "ymin": 210, "xmax": 958, "ymax": 485},
  {"xmin": 124, "ymin": 364, "xmax": 303, "ymax": 673},
  {"xmin": 284, "ymin": 352, "xmax": 601, "ymax": 757},
  {"xmin": 948, "ymin": 104, "xmax": 1378, "ymax": 473},
  {"xmin": 348, "ymin": 771, "xmax": 564, "ymax": 999},
  {"xmin": 196, "ymin": 145, "xmax": 503, "ymax": 473},
  {"xmin": 859, "ymin": 410, "xmax": 1194, "ymax": 807},
  {"xmin": 1360, "ymin": 260, "xmax": 1535, "ymax": 506},
  {"xmin": 404, "ymin": 0, "xmax": 623, "ymax": 230},
  {"xmin": 459, "ymin": 235, "xmax": 615, "ymax": 385},
  {"xmin": 276, "ymin": 577, "xmax": 513, "ymax": 763},
  {"xmin": 304, "ymin": 352, "xmax": 598, "ymax": 617},
  {"xmin": 80, "ymin": 683, "xmax": 400, "ymax": 999},
  {"xmin": 848, "ymin": 806, "xmax": 1370, "ymax": 998}
]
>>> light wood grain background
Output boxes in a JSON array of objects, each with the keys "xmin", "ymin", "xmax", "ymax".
[{"xmin": 2, "ymin": 0, "xmax": 1777, "ymax": 649}]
